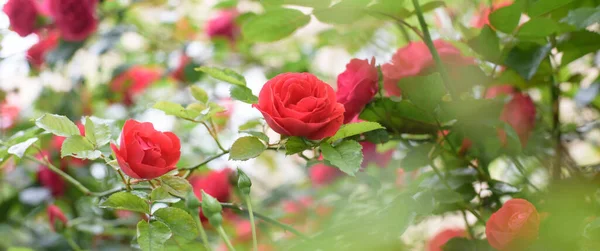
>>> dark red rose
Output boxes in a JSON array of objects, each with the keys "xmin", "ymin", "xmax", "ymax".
[
  {"xmin": 309, "ymin": 162, "xmax": 343, "ymax": 186},
  {"xmin": 486, "ymin": 198, "xmax": 540, "ymax": 250},
  {"xmin": 171, "ymin": 55, "xmax": 191, "ymax": 83},
  {"xmin": 49, "ymin": 0, "xmax": 97, "ymax": 41},
  {"xmin": 3, "ymin": 0, "xmax": 40, "ymax": 37},
  {"xmin": 191, "ymin": 169, "xmax": 232, "ymax": 221},
  {"xmin": 110, "ymin": 120, "xmax": 181, "ymax": 179},
  {"xmin": 47, "ymin": 204, "xmax": 68, "ymax": 231},
  {"xmin": 427, "ymin": 228, "xmax": 466, "ymax": 251},
  {"xmin": 254, "ymin": 73, "xmax": 344, "ymax": 140},
  {"xmin": 38, "ymin": 164, "xmax": 65, "ymax": 197},
  {"xmin": 109, "ymin": 66, "xmax": 162, "ymax": 106},
  {"xmin": 205, "ymin": 9, "xmax": 239, "ymax": 41},
  {"xmin": 360, "ymin": 142, "xmax": 393, "ymax": 168},
  {"xmin": 485, "ymin": 86, "xmax": 536, "ymax": 146},
  {"xmin": 27, "ymin": 30, "xmax": 60, "ymax": 69},
  {"xmin": 336, "ymin": 57, "xmax": 378, "ymax": 123},
  {"xmin": 471, "ymin": 1, "xmax": 513, "ymax": 29},
  {"xmin": 382, "ymin": 40, "xmax": 473, "ymax": 96}
]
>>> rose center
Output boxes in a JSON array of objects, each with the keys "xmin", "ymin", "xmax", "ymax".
[{"xmin": 508, "ymin": 212, "xmax": 529, "ymax": 231}]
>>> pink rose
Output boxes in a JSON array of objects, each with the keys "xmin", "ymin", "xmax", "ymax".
[
  {"xmin": 0, "ymin": 101, "xmax": 20, "ymax": 130},
  {"xmin": 486, "ymin": 198, "xmax": 540, "ymax": 250},
  {"xmin": 27, "ymin": 30, "xmax": 60, "ymax": 69},
  {"xmin": 3, "ymin": 0, "xmax": 40, "ymax": 37},
  {"xmin": 205, "ymin": 9, "xmax": 239, "ymax": 41},
  {"xmin": 382, "ymin": 40, "xmax": 473, "ymax": 96},
  {"xmin": 49, "ymin": 0, "xmax": 98, "ymax": 41},
  {"xmin": 336, "ymin": 58, "xmax": 379, "ymax": 123},
  {"xmin": 360, "ymin": 141, "xmax": 393, "ymax": 168},
  {"xmin": 427, "ymin": 228, "xmax": 467, "ymax": 251},
  {"xmin": 485, "ymin": 85, "xmax": 536, "ymax": 146},
  {"xmin": 109, "ymin": 66, "xmax": 162, "ymax": 106}
]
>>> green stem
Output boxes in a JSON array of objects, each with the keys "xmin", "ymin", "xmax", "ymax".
[
  {"xmin": 220, "ymin": 203, "xmax": 308, "ymax": 239},
  {"xmin": 193, "ymin": 208, "xmax": 211, "ymax": 251},
  {"xmin": 65, "ymin": 230, "xmax": 83, "ymax": 251},
  {"xmin": 430, "ymin": 162, "xmax": 484, "ymax": 222},
  {"xmin": 27, "ymin": 156, "xmax": 92, "ymax": 196},
  {"xmin": 461, "ymin": 210, "xmax": 475, "ymax": 239},
  {"xmin": 182, "ymin": 151, "xmax": 230, "ymax": 178},
  {"xmin": 117, "ymin": 169, "xmax": 131, "ymax": 191},
  {"xmin": 245, "ymin": 197, "xmax": 258, "ymax": 251},
  {"xmin": 202, "ymin": 121, "xmax": 227, "ymax": 152},
  {"xmin": 217, "ymin": 225, "xmax": 236, "ymax": 251},
  {"xmin": 411, "ymin": 0, "xmax": 457, "ymax": 99},
  {"xmin": 511, "ymin": 157, "xmax": 541, "ymax": 192}
]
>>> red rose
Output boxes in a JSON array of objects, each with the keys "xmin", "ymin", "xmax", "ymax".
[
  {"xmin": 191, "ymin": 169, "xmax": 232, "ymax": 221},
  {"xmin": 205, "ymin": 9, "xmax": 239, "ymax": 41},
  {"xmin": 254, "ymin": 73, "xmax": 344, "ymax": 140},
  {"xmin": 3, "ymin": 0, "xmax": 40, "ymax": 37},
  {"xmin": 486, "ymin": 198, "xmax": 540, "ymax": 250},
  {"xmin": 47, "ymin": 204, "xmax": 68, "ymax": 231},
  {"xmin": 336, "ymin": 57, "xmax": 379, "ymax": 123},
  {"xmin": 110, "ymin": 120, "xmax": 181, "ymax": 179},
  {"xmin": 361, "ymin": 142, "xmax": 393, "ymax": 168},
  {"xmin": 110, "ymin": 66, "xmax": 162, "ymax": 106},
  {"xmin": 171, "ymin": 55, "xmax": 191, "ymax": 83},
  {"xmin": 485, "ymin": 86, "xmax": 536, "ymax": 146},
  {"xmin": 38, "ymin": 164, "xmax": 65, "ymax": 197},
  {"xmin": 471, "ymin": 1, "xmax": 513, "ymax": 29},
  {"xmin": 49, "ymin": 0, "xmax": 97, "ymax": 41},
  {"xmin": 427, "ymin": 228, "xmax": 466, "ymax": 251},
  {"xmin": 27, "ymin": 30, "xmax": 60, "ymax": 69},
  {"xmin": 382, "ymin": 40, "xmax": 473, "ymax": 96},
  {"xmin": 309, "ymin": 162, "xmax": 343, "ymax": 186}
]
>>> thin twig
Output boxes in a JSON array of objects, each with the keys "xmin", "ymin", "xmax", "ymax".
[{"xmin": 220, "ymin": 203, "xmax": 309, "ymax": 239}]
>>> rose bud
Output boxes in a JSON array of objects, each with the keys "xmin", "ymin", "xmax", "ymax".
[
  {"xmin": 47, "ymin": 204, "xmax": 68, "ymax": 232},
  {"xmin": 171, "ymin": 54, "xmax": 192, "ymax": 83},
  {"xmin": 336, "ymin": 57, "xmax": 379, "ymax": 123},
  {"xmin": 254, "ymin": 73, "xmax": 344, "ymax": 140},
  {"xmin": 190, "ymin": 169, "xmax": 232, "ymax": 221},
  {"xmin": 471, "ymin": 1, "xmax": 514, "ymax": 29},
  {"xmin": 3, "ymin": 0, "xmax": 40, "ymax": 37},
  {"xmin": 49, "ymin": 0, "xmax": 98, "ymax": 41},
  {"xmin": 486, "ymin": 198, "xmax": 540, "ymax": 250},
  {"xmin": 427, "ymin": 228, "xmax": 466, "ymax": 251},
  {"xmin": 205, "ymin": 9, "xmax": 239, "ymax": 41},
  {"xmin": 382, "ymin": 40, "xmax": 473, "ymax": 96},
  {"xmin": 109, "ymin": 66, "xmax": 162, "ymax": 106},
  {"xmin": 110, "ymin": 119, "xmax": 181, "ymax": 180},
  {"xmin": 38, "ymin": 165, "xmax": 66, "ymax": 197},
  {"xmin": 27, "ymin": 30, "xmax": 60, "ymax": 69}
]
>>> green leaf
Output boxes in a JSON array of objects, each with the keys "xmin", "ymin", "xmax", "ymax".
[
  {"xmin": 150, "ymin": 187, "xmax": 181, "ymax": 203},
  {"xmin": 153, "ymin": 101, "xmax": 200, "ymax": 121},
  {"xmin": 467, "ymin": 25, "xmax": 501, "ymax": 63},
  {"xmin": 501, "ymin": 122, "xmax": 522, "ymax": 155},
  {"xmin": 242, "ymin": 8, "xmax": 310, "ymax": 42},
  {"xmin": 517, "ymin": 17, "xmax": 562, "ymax": 38},
  {"xmin": 196, "ymin": 66, "xmax": 246, "ymax": 86},
  {"xmin": 230, "ymin": 136, "xmax": 266, "ymax": 161},
  {"xmin": 560, "ymin": 6, "xmax": 600, "ymax": 29},
  {"xmin": 285, "ymin": 136, "xmax": 311, "ymax": 155},
  {"xmin": 489, "ymin": 3, "xmax": 521, "ymax": 33},
  {"xmin": 359, "ymin": 98, "xmax": 438, "ymax": 134},
  {"xmin": 443, "ymin": 238, "xmax": 495, "ymax": 251},
  {"xmin": 7, "ymin": 138, "xmax": 38, "ymax": 158},
  {"xmin": 419, "ymin": 1, "xmax": 445, "ymax": 13},
  {"xmin": 45, "ymin": 40, "xmax": 85, "ymax": 67},
  {"xmin": 137, "ymin": 220, "xmax": 172, "ymax": 251},
  {"xmin": 190, "ymin": 86, "xmax": 209, "ymax": 103},
  {"xmin": 398, "ymin": 73, "xmax": 446, "ymax": 112},
  {"xmin": 154, "ymin": 207, "xmax": 199, "ymax": 242},
  {"xmin": 320, "ymin": 140, "xmax": 363, "ymax": 176},
  {"xmin": 61, "ymin": 135, "xmax": 101, "ymax": 159},
  {"xmin": 367, "ymin": 0, "xmax": 411, "ymax": 19},
  {"xmin": 400, "ymin": 143, "xmax": 433, "ymax": 171},
  {"xmin": 160, "ymin": 175, "xmax": 192, "ymax": 198},
  {"xmin": 238, "ymin": 120, "xmax": 262, "ymax": 131},
  {"xmin": 240, "ymin": 131, "xmax": 269, "ymax": 143},
  {"xmin": 504, "ymin": 42, "xmax": 552, "ymax": 80},
  {"xmin": 557, "ymin": 31, "xmax": 600, "ymax": 65},
  {"xmin": 433, "ymin": 189, "xmax": 464, "ymax": 204},
  {"xmin": 313, "ymin": 0, "xmax": 371, "ymax": 24},
  {"xmin": 328, "ymin": 121, "xmax": 383, "ymax": 143},
  {"xmin": 230, "ymin": 85, "xmax": 258, "ymax": 104},
  {"xmin": 262, "ymin": 0, "xmax": 331, "ymax": 8},
  {"xmin": 528, "ymin": 0, "xmax": 576, "ymax": 17},
  {"xmin": 489, "ymin": 180, "xmax": 521, "ymax": 195},
  {"xmin": 85, "ymin": 117, "xmax": 112, "ymax": 147},
  {"xmin": 35, "ymin": 114, "xmax": 80, "ymax": 137},
  {"xmin": 100, "ymin": 192, "xmax": 150, "ymax": 214}
]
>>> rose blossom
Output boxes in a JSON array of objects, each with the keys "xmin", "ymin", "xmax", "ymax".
[
  {"xmin": 336, "ymin": 57, "xmax": 378, "ymax": 123},
  {"xmin": 47, "ymin": 204, "xmax": 68, "ymax": 231},
  {"xmin": 485, "ymin": 85, "xmax": 536, "ymax": 146},
  {"xmin": 190, "ymin": 169, "xmax": 232, "ymax": 221},
  {"xmin": 38, "ymin": 164, "xmax": 66, "ymax": 197},
  {"xmin": 27, "ymin": 30, "xmax": 60, "ymax": 69},
  {"xmin": 109, "ymin": 66, "xmax": 162, "ymax": 106},
  {"xmin": 205, "ymin": 9, "xmax": 239, "ymax": 41},
  {"xmin": 3, "ymin": 0, "xmax": 40, "ymax": 37},
  {"xmin": 49, "ymin": 0, "xmax": 98, "ymax": 41},
  {"xmin": 382, "ymin": 40, "xmax": 473, "ymax": 96},
  {"xmin": 486, "ymin": 198, "xmax": 540, "ymax": 250},
  {"xmin": 111, "ymin": 120, "xmax": 181, "ymax": 179},
  {"xmin": 254, "ymin": 73, "xmax": 344, "ymax": 140},
  {"xmin": 309, "ymin": 162, "xmax": 343, "ymax": 186},
  {"xmin": 427, "ymin": 228, "xmax": 466, "ymax": 251}
]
